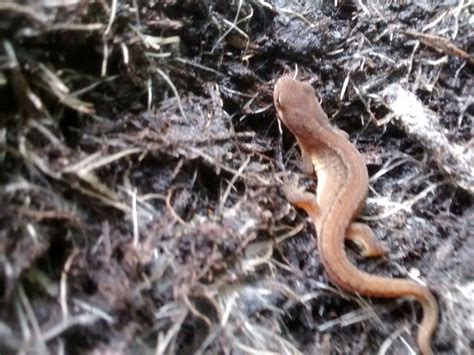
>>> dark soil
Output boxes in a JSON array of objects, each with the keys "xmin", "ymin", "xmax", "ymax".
[{"xmin": 0, "ymin": 1, "xmax": 473, "ymax": 354}]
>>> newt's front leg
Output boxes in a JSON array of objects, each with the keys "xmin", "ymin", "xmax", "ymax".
[
  {"xmin": 282, "ymin": 183, "xmax": 320, "ymax": 221},
  {"xmin": 283, "ymin": 184, "xmax": 385, "ymax": 259}
]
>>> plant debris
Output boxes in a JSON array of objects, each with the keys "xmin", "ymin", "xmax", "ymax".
[{"xmin": 0, "ymin": 1, "xmax": 472, "ymax": 354}]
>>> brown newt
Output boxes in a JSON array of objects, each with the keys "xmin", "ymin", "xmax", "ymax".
[{"xmin": 273, "ymin": 76, "xmax": 438, "ymax": 355}]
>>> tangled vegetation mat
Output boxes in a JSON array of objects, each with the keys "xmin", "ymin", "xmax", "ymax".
[{"xmin": 0, "ymin": 1, "xmax": 473, "ymax": 354}]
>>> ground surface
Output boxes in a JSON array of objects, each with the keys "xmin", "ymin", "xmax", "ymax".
[{"xmin": 0, "ymin": 1, "xmax": 473, "ymax": 354}]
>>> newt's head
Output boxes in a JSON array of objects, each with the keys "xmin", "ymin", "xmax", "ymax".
[{"xmin": 273, "ymin": 76, "xmax": 328, "ymax": 141}]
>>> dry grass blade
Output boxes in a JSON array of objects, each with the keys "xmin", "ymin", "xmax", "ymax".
[
  {"xmin": 62, "ymin": 147, "xmax": 142, "ymax": 174},
  {"xmin": 37, "ymin": 63, "xmax": 95, "ymax": 114},
  {"xmin": 154, "ymin": 67, "xmax": 187, "ymax": 120},
  {"xmin": 4, "ymin": 41, "xmax": 48, "ymax": 119}
]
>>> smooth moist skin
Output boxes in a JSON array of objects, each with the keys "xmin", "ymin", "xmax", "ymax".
[{"xmin": 274, "ymin": 76, "xmax": 438, "ymax": 355}]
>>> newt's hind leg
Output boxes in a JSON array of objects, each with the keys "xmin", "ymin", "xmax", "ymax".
[{"xmin": 345, "ymin": 223, "xmax": 386, "ymax": 258}]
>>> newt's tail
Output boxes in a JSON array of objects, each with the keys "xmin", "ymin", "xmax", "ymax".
[{"xmin": 319, "ymin": 219, "xmax": 438, "ymax": 355}]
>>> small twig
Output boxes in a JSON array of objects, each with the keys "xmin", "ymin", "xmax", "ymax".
[
  {"xmin": 401, "ymin": 29, "xmax": 474, "ymax": 65},
  {"xmin": 17, "ymin": 207, "xmax": 82, "ymax": 227}
]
